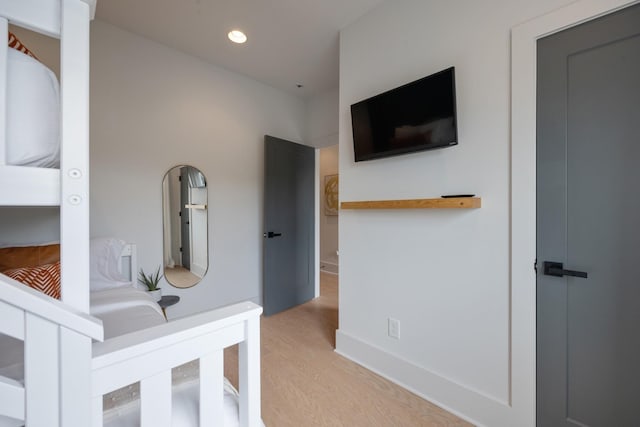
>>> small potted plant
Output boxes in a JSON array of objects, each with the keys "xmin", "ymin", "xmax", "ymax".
[{"xmin": 138, "ymin": 266, "xmax": 163, "ymax": 301}]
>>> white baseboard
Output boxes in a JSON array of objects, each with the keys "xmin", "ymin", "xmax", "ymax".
[
  {"xmin": 190, "ymin": 262, "xmax": 207, "ymax": 278},
  {"xmin": 335, "ymin": 330, "xmax": 516, "ymax": 427},
  {"xmin": 320, "ymin": 259, "xmax": 339, "ymax": 275}
]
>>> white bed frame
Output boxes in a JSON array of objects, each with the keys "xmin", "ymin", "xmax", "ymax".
[{"xmin": 0, "ymin": 1, "xmax": 262, "ymax": 426}]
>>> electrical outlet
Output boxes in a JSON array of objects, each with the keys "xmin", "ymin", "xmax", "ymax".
[{"xmin": 388, "ymin": 317, "xmax": 400, "ymax": 339}]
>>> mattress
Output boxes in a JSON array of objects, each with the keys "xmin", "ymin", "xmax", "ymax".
[{"xmin": 6, "ymin": 48, "xmax": 60, "ymax": 168}]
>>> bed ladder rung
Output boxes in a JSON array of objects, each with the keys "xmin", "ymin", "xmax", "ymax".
[
  {"xmin": 0, "ymin": 299, "xmax": 25, "ymax": 340},
  {"xmin": 0, "ymin": 375, "xmax": 25, "ymax": 422}
]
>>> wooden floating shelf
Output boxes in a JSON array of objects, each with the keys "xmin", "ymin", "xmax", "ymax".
[
  {"xmin": 184, "ymin": 204, "xmax": 207, "ymax": 210},
  {"xmin": 340, "ymin": 197, "xmax": 481, "ymax": 210}
]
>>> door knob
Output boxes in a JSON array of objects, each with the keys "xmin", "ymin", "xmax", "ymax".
[
  {"xmin": 264, "ymin": 231, "xmax": 282, "ymax": 238},
  {"xmin": 543, "ymin": 261, "xmax": 588, "ymax": 278}
]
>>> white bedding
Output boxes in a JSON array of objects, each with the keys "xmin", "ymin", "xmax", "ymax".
[
  {"xmin": 90, "ymin": 238, "xmax": 134, "ymax": 292},
  {"xmin": 90, "ymin": 287, "xmax": 165, "ymax": 339},
  {"xmin": 6, "ymin": 48, "xmax": 60, "ymax": 168},
  {"xmin": 90, "ymin": 287, "xmax": 163, "ymax": 316}
]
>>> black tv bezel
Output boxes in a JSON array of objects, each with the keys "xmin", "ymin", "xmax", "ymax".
[{"xmin": 350, "ymin": 67, "xmax": 458, "ymax": 162}]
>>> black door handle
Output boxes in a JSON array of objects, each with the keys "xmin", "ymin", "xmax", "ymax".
[
  {"xmin": 264, "ymin": 231, "xmax": 282, "ymax": 238},
  {"xmin": 543, "ymin": 261, "xmax": 588, "ymax": 278}
]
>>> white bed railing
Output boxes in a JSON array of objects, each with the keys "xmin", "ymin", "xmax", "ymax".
[
  {"xmin": 0, "ymin": 273, "xmax": 103, "ymax": 426},
  {"xmin": 92, "ymin": 302, "xmax": 263, "ymax": 427},
  {"xmin": 1, "ymin": 272, "xmax": 264, "ymax": 426}
]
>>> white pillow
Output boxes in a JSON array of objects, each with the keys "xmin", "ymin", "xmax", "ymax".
[
  {"xmin": 90, "ymin": 238, "xmax": 131, "ymax": 291},
  {"xmin": 6, "ymin": 48, "xmax": 60, "ymax": 167}
]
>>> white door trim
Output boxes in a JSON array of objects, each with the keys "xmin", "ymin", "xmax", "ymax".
[
  {"xmin": 314, "ymin": 148, "xmax": 320, "ymax": 297},
  {"xmin": 510, "ymin": 0, "xmax": 640, "ymax": 425}
]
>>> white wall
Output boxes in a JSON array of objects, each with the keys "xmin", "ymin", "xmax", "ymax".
[
  {"xmin": 6, "ymin": 22, "xmax": 306, "ymax": 318},
  {"xmin": 306, "ymin": 89, "xmax": 338, "ymax": 148},
  {"xmin": 89, "ymin": 21, "xmax": 306, "ymax": 318},
  {"xmin": 307, "ymin": 90, "xmax": 339, "ymax": 277},
  {"xmin": 336, "ymin": 0, "xmax": 574, "ymax": 425},
  {"xmin": 319, "ymin": 145, "xmax": 338, "ymax": 272}
]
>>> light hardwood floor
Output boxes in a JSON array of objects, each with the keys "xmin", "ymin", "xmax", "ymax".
[
  {"xmin": 164, "ymin": 266, "xmax": 200, "ymax": 288},
  {"xmin": 225, "ymin": 273, "xmax": 472, "ymax": 426}
]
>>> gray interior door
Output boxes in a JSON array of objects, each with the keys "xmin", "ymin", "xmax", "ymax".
[
  {"xmin": 537, "ymin": 5, "xmax": 640, "ymax": 426},
  {"xmin": 263, "ymin": 135, "xmax": 315, "ymax": 316},
  {"xmin": 180, "ymin": 167, "xmax": 191, "ymax": 269}
]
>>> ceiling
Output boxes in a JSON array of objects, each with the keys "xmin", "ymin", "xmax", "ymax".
[{"xmin": 95, "ymin": 0, "xmax": 386, "ymax": 98}]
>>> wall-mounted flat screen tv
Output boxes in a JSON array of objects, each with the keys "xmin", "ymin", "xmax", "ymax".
[{"xmin": 350, "ymin": 67, "xmax": 457, "ymax": 162}]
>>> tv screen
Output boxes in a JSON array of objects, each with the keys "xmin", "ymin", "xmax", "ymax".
[{"xmin": 350, "ymin": 67, "xmax": 457, "ymax": 162}]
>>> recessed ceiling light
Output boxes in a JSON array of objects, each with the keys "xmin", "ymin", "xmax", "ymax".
[{"xmin": 228, "ymin": 30, "xmax": 247, "ymax": 44}]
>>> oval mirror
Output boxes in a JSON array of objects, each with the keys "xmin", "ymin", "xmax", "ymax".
[{"xmin": 162, "ymin": 165, "xmax": 208, "ymax": 288}]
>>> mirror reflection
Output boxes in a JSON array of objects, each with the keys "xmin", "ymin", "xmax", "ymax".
[{"xmin": 162, "ymin": 165, "xmax": 208, "ymax": 288}]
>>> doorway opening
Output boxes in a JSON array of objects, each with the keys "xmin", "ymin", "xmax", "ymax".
[
  {"xmin": 319, "ymin": 144, "xmax": 339, "ymax": 277},
  {"xmin": 319, "ymin": 144, "xmax": 339, "ymax": 348}
]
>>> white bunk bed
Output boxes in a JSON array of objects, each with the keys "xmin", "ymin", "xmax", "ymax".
[{"xmin": 0, "ymin": 1, "xmax": 262, "ymax": 426}]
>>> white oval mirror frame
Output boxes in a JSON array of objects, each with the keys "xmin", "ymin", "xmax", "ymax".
[{"xmin": 162, "ymin": 165, "xmax": 208, "ymax": 288}]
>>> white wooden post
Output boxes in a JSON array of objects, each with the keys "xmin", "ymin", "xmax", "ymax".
[
  {"xmin": 140, "ymin": 370, "xmax": 172, "ymax": 427},
  {"xmin": 239, "ymin": 316, "xmax": 261, "ymax": 427},
  {"xmin": 25, "ymin": 314, "xmax": 60, "ymax": 427},
  {"xmin": 0, "ymin": 17, "xmax": 7, "ymax": 166},
  {"xmin": 60, "ymin": 328, "xmax": 93, "ymax": 426},
  {"xmin": 199, "ymin": 351, "xmax": 224, "ymax": 426},
  {"xmin": 60, "ymin": 0, "xmax": 91, "ymax": 312},
  {"xmin": 91, "ymin": 395, "xmax": 104, "ymax": 427}
]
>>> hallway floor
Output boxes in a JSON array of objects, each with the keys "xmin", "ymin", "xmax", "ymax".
[{"xmin": 225, "ymin": 272, "xmax": 471, "ymax": 426}]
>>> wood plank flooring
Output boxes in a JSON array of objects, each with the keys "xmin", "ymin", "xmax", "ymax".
[{"xmin": 225, "ymin": 273, "xmax": 472, "ymax": 426}]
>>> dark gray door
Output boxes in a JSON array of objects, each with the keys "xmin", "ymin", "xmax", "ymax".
[
  {"xmin": 537, "ymin": 5, "xmax": 640, "ymax": 426},
  {"xmin": 180, "ymin": 167, "xmax": 191, "ymax": 269},
  {"xmin": 263, "ymin": 135, "xmax": 315, "ymax": 316}
]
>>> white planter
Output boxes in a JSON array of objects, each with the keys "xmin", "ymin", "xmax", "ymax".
[{"xmin": 147, "ymin": 288, "xmax": 162, "ymax": 301}]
